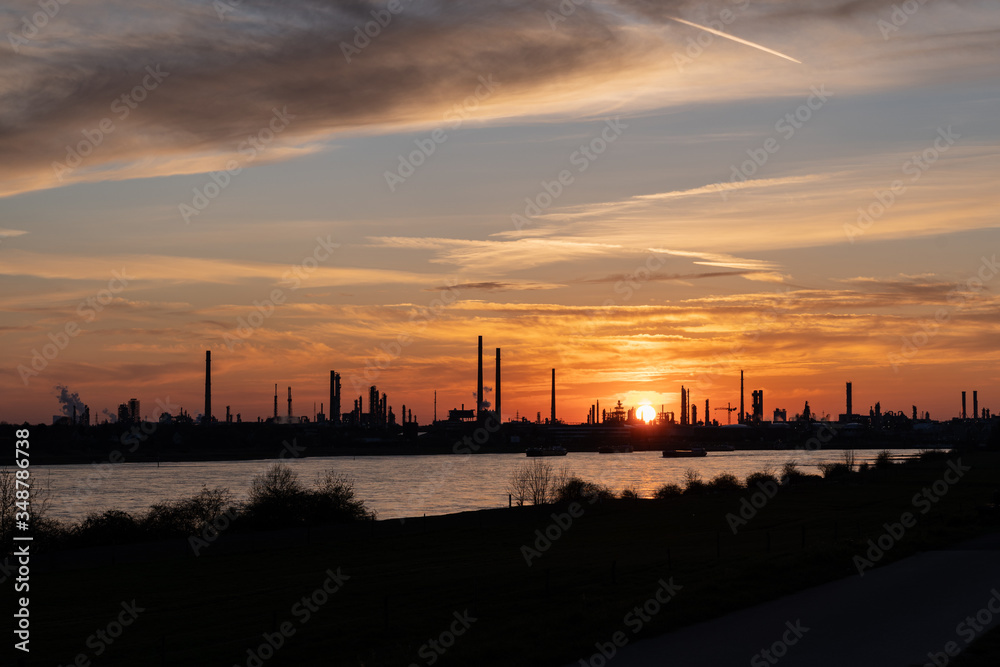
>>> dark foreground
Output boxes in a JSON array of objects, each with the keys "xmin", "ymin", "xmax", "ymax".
[{"xmin": 8, "ymin": 452, "xmax": 1000, "ymax": 666}]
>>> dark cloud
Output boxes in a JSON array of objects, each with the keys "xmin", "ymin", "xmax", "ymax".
[
  {"xmin": 424, "ymin": 281, "xmax": 562, "ymax": 291},
  {"xmin": 0, "ymin": 0, "xmax": 660, "ymax": 193}
]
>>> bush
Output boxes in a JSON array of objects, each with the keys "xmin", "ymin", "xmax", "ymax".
[
  {"xmin": 76, "ymin": 510, "xmax": 145, "ymax": 545},
  {"xmin": 708, "ymin": 473, "xmax": 744, "ymax": 495},
  {"xmin": 682, "ymin": 469, "xmax": 708, "ymax": 495},
  {"xmin": 244, "ymin": 463, "xmax": 374, "ymax": 526},
  {"xmin": 653, "ymin": 483, "xmax": 683, "ymax": 500},
  {"xmin": 308, "ymin": 471, "xmax": 374, "ymax": 522},
  {"xmin": 874, "ymin": 450, "xmax": 894, "ymax": 469},
  {"xmin": 746, "ymin": 469, "xmax": 780, "ymax": 489},
  {"xmin": 818, "ymin": 462, "xmax": 852, "ymax": 479},
  {"xmin": 141, "ymin": 486, "xmax": 235, "ymax": 538},
  {"xmin": 555, "ymin": 477, "xmax": 614, "ymax": 504},
  {"xmin": 619, "ymin": 486, "xmax": 640, "ymax": 501}
]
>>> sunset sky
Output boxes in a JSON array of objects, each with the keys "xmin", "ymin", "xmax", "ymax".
[{"xmin": 2, "ymin": 0, "xmax": 998, "ymax": 424}]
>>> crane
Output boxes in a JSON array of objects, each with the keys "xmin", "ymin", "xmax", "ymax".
[{"xmin": 714, "ymin": 402, "xmax": 738, "ymax": 425}]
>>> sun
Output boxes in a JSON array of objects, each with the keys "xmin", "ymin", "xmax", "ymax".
[{"xmin": 636, "ymin": 405, "xmax": 656, "ymax": 422}]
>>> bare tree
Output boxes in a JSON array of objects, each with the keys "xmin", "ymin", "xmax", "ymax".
[{"xmin": 506, "ymin": 460, "xmax": 567, "ymax": 506}]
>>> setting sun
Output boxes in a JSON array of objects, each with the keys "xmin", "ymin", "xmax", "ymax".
[{"xmin": 637, "ymin": 405, "xmax": 656, "ymax": 422}]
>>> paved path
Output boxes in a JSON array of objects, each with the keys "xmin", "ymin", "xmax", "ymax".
[{"xmin": 574, "ymin": 534, "xmax": 1000, "ymax": 667}]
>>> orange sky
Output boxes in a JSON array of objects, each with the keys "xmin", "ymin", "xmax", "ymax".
[{"xmin": 2, "ymin": 0, "xmax": 998, "ymax": 424}]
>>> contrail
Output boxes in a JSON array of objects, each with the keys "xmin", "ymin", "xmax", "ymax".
[{"xmin": 669, "ymin": 16, "xmax": 802, "ymax": 64}]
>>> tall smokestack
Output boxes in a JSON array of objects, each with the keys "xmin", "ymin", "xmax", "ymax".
[
  {"xmin": 680, "ymin": 385, "xmax": 686, "ymax": 426},
  {"xmin": 477, "ymin": 336, "xmax": 484, "ymax": 420},
  {"xmin": 333, "ymin": 372, "xmax": 341, "ymax": 424},
  {"xmin": 846, "ymin": 381, "xmax": 853, "ymax": 418},
  {"xmin": 739, "ymin": 370, "xmax": 744, "ymax": 425},
  {"xmin": 550, "ymin": 368, "xmax": 556, "ymax": 424},
  {"xmin": 274, "ymin": 384, "xmax": 278, "ymax": 419},
  {"xmin": 287, "ymin": 386, "xmax": 292, "ymax": 418},
  {"xmin": 962, "ymin": 391, "xmax": 967, "ymax": 419},
  {"xmin": 495, "ymin": 347, "xmax": 501, "ymax": 424},
  {"xmin": 204, "ymin": 350, "xmax": 212, "ymax": 424},
  {"xmin": 330, "ymin": 371, "xmax": 335, "ymax": 424},
  {"xmin": 974, "ymin": 391, "xmax": 979, "ymax": 420}
]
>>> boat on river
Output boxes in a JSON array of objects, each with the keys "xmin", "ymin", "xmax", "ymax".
[
  {"xmin": 525, "ymin": 446, "xmax": 568, "ymax": 457},
  {"xmin": 662, "ymin": 448, "xmax": 708, "ymax": 458}
]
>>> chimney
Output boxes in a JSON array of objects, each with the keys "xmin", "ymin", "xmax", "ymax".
[
  {"xmin": 680, "ymin": 385, "xmax": 687, "ymax": 426},
  {"xmin": 495, "ymin": 347, "xmax": 501, "ymax": 424},
  {"xmin": 846, "ymin": 381, "xmax": 853, "ymax": 418},
  {"xmin": 739, "ymin": 370, "xmax": 744, "ymax": 425},
  {"xmin": 273, "ymin": 384, "xmax": 278, "ymax": 419},
  {"xmin": 974, "ymin": 391, "xmax": 979, "ymax": 420},
  {"xmin": 287, "ymin": 386, "xmax": 292, "ymax": 418},
  {"xmin": 550, "ymin": 368, "xmax": 556, "ymax": 424},
  {"xmin": 962, "ymin": 391, "xmax": 967, "ymax": 419},
  {"xmin": 333, "ymin": 372, "xmax": 341, "ymax": 424},
  {"xmin": 205, "ymin": 350, "xmax": 212, "ymax": 424},
  {"xmin": 477, "ymin": 336, "xmax": 484, "ymax": 420}
]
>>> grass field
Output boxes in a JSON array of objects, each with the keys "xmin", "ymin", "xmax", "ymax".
[{"xmin": 11, "ymin": 451, "xmax": 1000, "ymax": 666}]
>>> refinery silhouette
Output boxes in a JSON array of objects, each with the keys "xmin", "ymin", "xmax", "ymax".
[{"xmin": 9, "ymin": 336, "xmax": 995, "ymax": 463}]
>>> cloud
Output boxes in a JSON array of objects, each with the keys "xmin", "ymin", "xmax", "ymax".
[
  {"xmin": 0, "ymin": 249, "xmax": 439, "ymax": 286},
  {"xmin": 424, "ymin": 281, "xmax": 565, "ymax": 291},
  {"xmin": 2, "ymin": 0, "xmax": 997, "ymax": 198}
]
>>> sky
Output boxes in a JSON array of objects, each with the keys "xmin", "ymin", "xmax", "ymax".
[{"xmin": 1, "ymin": 0, "xmax": 998, "ymax": 424}]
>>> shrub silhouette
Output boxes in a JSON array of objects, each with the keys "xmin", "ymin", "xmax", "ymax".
[
  {"xmin": 555, "ymin": 476, "xmax": 614, "ymax": 504},
  {"xmin": 708, "ymin": 473, "xmax": 744, "ymax": 494},
  {"xmin": 653, "ymin": 483, "xmax": 683, "ymax": 499}
]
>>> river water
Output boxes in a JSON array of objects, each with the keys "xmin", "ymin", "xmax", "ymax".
[{"xmin": 30, "ymin": 449, "xmax": 932, "ymax": 524}]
